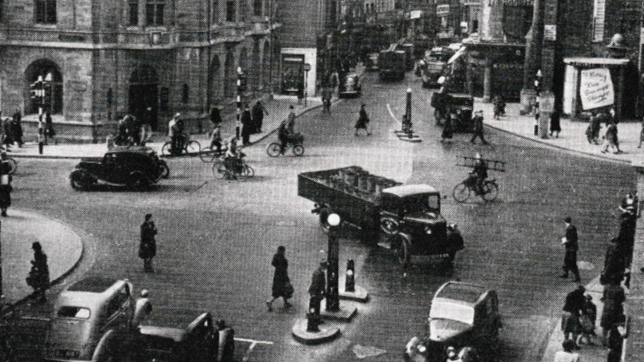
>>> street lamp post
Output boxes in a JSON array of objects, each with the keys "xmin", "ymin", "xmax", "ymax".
[{"xmin": 326, "ymin": 213, "xmax": 341, "ymax": 312}]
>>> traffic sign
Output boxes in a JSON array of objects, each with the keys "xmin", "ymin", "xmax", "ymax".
[{"xmin": 303, "ymin": 63, "xmax": 311, "ymax": 72}]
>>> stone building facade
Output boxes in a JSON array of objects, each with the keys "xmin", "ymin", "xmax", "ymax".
[{"xmin": 0, "ymin": 0, "xmax": 278, "ymax": 142}]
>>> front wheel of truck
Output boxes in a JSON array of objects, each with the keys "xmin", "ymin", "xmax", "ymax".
[{"xmin": 391, "ymin": 234, "xmax": 411, "ymax": 267}]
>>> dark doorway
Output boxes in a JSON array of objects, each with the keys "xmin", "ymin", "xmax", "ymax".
[{"xmin": 129, "ymin": 66, "xmax": 159, "ymax": 130}]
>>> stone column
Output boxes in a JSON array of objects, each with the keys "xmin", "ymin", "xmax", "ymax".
[
  {"xmin": 483, "ymin": 58, "xmax": 493, "ymax": 103},
  {"xmin": 520, "ymin": 0, "xmax": 545, "ymax": 115}
]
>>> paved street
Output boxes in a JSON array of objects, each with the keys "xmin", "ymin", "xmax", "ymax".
[{"xmin": 2, "ymin": 71, "xmax": 637, "ymax": 362}]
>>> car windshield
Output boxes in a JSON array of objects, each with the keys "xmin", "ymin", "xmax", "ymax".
[
  {"xmin": 402, "ymin": 193, "xmax": 440, "ymax": 214},
  {"xmin": 429, "ymin": 302, "xmax": 474, "ymax": 325},
  {"xmin": 57, "ymin": 306, "xmax": 91, "ymax": 319}
]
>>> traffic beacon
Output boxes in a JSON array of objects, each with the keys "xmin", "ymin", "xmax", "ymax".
[
  {"xmin": 345, "ymin": 260, "xmax": 355, "ymax": 293},
  {"xmin": 326, "ymin": 213, "xmax": 341, "ymax": 312}
]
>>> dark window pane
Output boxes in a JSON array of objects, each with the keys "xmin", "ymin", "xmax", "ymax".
[
  {"xmin": 212, "ymin": 0, "xmax": 218, "ymax": 23},
  {"xmin": 253, "ymin": 0, "xmax": 262, "ymax": 16},
  {"xmin": 129, "ymin": 1, "xmax": 138, "ymax": 26},
  {"xmin": 156, "ymin": 4, "xmax": 164, "ymax": 25},
  {"xmin": 182, "ymin": 84, "xmax": 189, "ymax": 103},
  {"xmin": 146, "ymin": 4, "xmax": 154, "ymax": 24},
  {"xmin": 0, "ymin": 0, "xmax": 4, "ymax": 21},
  {"xmin": 45, "ymin": 0, "xmax": 56, "ymax": 23},
  {"xmin": 226, "ymin": 1, "xmax": 235, "ymax": 22}
]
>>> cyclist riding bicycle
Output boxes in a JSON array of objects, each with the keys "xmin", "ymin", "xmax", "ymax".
[
  {"xmin": 209, "ymin": 124, "xmax": 222, "ymax": 153},
  {"xmin": 470, "ymin": 153, "xmax": 488, "ymax": 194},
  {"xmin": 224, "ymin": 138, "xmax": 245, "ymax": 176}
]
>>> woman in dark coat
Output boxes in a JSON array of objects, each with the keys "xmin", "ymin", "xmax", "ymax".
[
  {"xmin": 265, "ymin": 246, "xmax": 292, "ymax": 311},
  {"xmin": 210, "ymin": 106, "xmax": 223, "ymax": 126},
  {"xmin": 241, "ymin": 105, "xmax": 252, "ymax": 146},
  {"xmin": 27, "ymin": 242, "xmax": 50, "ymax": 302},
  {"xmin": 549, "ymin": 109, "xmax": 561, "ymax": 137}
]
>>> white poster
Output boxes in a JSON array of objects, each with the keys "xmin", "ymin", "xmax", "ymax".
[{"xmin": 580, "ymin": 68, "xmax": 614, "ymax": 110}]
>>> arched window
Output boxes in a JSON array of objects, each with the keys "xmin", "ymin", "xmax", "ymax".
[
  {"xmin": 35, "ymin": 0, "xmax": 57, "ymax": 24},
  {"xmin": 25, "ymin": 60, "xmax": 63, "ymax": 115}
]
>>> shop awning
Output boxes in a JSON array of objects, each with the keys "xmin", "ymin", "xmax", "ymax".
[
  {"xmin": 563, "ymin": 57, "xmax": 630, "ymax": 67},
  {"xmin": 448, "ymin": 47, "xmax": 467, "ymax": 64}
]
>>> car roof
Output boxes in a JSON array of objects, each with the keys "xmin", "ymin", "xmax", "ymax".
[
  {"xmin": 383, "ymin": 184, "xmax": 438, "ymax": 197},
  {"xmin": 107, "ymin": 148, "xmax": 156, "ymax": 157},
  {"xmin": 434, "ymin": 281, "xmax": 489, "ymax": 305},
  {"xmin": 67, "ymin": 276, "xmax": 124, "ymax": 293}
]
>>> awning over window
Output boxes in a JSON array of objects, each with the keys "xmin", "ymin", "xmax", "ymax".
[{"xmin": 563, "ymin": 57, "xmax": 630, "ymax": 68}]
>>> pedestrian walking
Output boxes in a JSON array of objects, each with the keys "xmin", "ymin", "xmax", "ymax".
[
  {"xmin": 321, "ymin": 87, "xmax": 332, "ymax": 114},
  {"xmin": 560, "ymin": 217, "xmax": 581, "ymax": 282},
  {"xmin": 470, "ymin": 110, "xmax": 489, "ymax": 145},
  {"xmin": 139, "ymin": 213, "xmax": 157, "ymax": 273},
  {"xmin": 297, "ymin": 76, "xmax": 304, "ymax": 105},
  {"xmin": 308, "ymin": 260, "xmax": 327, "ymax": 318},
  {"xmin": 601, "ymin": 121, "xmax": 621, "ymax": 154},
  {"xmin": 26, "ymin": 242, "xmax": 50, "ymax": 303},
  {"xmin": 440, "ymin": 111, "xmax": 453, "ymax": 143},
  {"xmin": 140, "ymin": 107, "xmax": 154, "ymax": 145},
  {"xmin": 600, "ymin": 282, "xmax": 626, "ymax": 343},
  {"xmin": 550, "ymin": 109, "xmax": 561, "ymax": 138},
  {"xmin": 602, "ymin": 238, "xmax": 625, "ymax": 286},
  {"xmin": 553, "ymin": 339, "xmax": 580, "ymax": 362},
  {"xmin": 241, "ymin": 104, "xmax": 252, "ymax": 146},
  {"xmin": 265, "ymin": 246, "xmax": 293, "ymax": 311},
  {"xmin": 354, "ymin": 104, "xmax": 371, "ymax": 136},
  {"xmin": 0, "ymin": 154, "xmax": 12, "ymax": 217},
  {"xmin": 606, "ymin": 315, "xmax": 627, "ymax": 362},
  {"xmin": 2, "ymin": 117, "xmax": 12, "ymax": 150},
  {"xmin": 578, "ymin": 294, "xmax": 597, "ymax": 345},
  {"xmin": 252, "ymin": 100, "xmax": 268, "ymax": 134},
  {"xmin": 561, "ymin": 285, "xmax": 585, "ymax": 347},
  {"xmin": 170, "ymin": 116, "xmax": 184, "ymax": 156}
]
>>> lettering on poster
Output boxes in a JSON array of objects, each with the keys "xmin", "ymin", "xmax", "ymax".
[{"xmin": 580, "ymin": 68, "xmax": 614, "ymax": 110}]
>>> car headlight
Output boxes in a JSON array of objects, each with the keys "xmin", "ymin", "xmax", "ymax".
[
  {"xmin": 425, "ymin": 226, "xmax": 432, "ymax": 234},
  {"xmin": 417, "ymin": 345, "xmax": 426, "ymax": 353}
]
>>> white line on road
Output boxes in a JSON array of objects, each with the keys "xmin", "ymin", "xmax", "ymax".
[
  {"xmin": 235, "ymin": 337, "xmax": 274, "ymax": 345},
  {"xmin": 386, "ymin": 103, "xmax": 401, "ymax": 124}
]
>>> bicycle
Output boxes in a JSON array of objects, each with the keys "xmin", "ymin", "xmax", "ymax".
[
  {"xmin": 266, "ymin": 133, "xmax": 304, "ymax": 157},
  {"xmin": 212, "ymin": 156, "xmax": 254, "ymax": 180},
  {"xmin": 452, "ymin": 177, "xmax": 499, "ymax": 202},
  {"xmin": 199, "ymin": 145, "xmax": 228, "ymax": 163},
  {"xmin": 161, "ymin": 134, "xmax": 201, "ymax": 157}
]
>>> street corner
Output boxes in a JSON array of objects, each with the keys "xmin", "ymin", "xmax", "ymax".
[{"xmin": 1, "ymin": 209, "xmax": 83, "ymax": 303}]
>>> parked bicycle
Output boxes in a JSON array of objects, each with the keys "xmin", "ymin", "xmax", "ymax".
[
  {"xmin": 212, "ymin": 156, "xmax": 254, "ymax": 180},
  {"xmin": 266, "ymin": 133, "xmax": 304, "ymax": 157},
  {"xmin": 161, "ymin": 134, "xmax": 201, "ymax": 157}
]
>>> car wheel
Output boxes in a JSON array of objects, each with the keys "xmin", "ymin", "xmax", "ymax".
[
  {"xmin": 158, "ymin": 160, "xmax": 170, "ymax": 179},
  {"xmin": 3, "ymin": 159, "xmax": 17, "ymax": 175},
  {"xmin": 128, "ymin": 171, "xmax": 149, "ymax": 191},
  {"xmin": 393, "ymin": 234, "xmax": 411, "ymax": 266},
  {"xmin": 212, "ymin": 160, "xmax": 226, "ymax": 179},
  {"xmin": 70, "ymin": 170, "xmax": 95, "ymax": 191}
]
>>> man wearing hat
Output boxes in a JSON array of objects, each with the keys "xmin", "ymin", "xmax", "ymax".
[
  {"xmin": 560, "ymin": 217, "xmax": 581, "ymax": 282},
  {"xmin": 308, "ymin": 260, "xmax": 327, "ymax": 317},
  {"xmin": 470, "ymin": 110, "xmax": 489, "ymax": 145},
  {"xmin": 139, "ymin": 213, "xmax": 157, "ymax": 272}
]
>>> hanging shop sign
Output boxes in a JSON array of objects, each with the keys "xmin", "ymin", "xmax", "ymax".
[
  {"xmin": 579, "ymin": 68, "xmax": 614, "ymax": 110},
  {"xmin": 437, "ymin": 5, "xmax": 450, "ymax": 16}
]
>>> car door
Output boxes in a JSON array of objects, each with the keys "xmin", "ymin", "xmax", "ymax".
[{"xmin": 102, "ymin": 153, "xmax": 126, "ymax": 183}]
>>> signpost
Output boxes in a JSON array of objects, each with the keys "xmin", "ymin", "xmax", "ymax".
[{"xmin": 303, "ymin": 63, "xmax": 311, "ymax": 108}]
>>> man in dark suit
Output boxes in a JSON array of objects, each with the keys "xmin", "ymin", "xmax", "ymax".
[
  {"xmin": 560, "ymin": 217, "xmax": 581, "ymax": 282},
  {"xmin": 308, "ymin": 260, "xmax": 327, "ymax": 317},
  {"xmin": 139, "ymin": 213, "xmax": 157, "ymax": 273}
]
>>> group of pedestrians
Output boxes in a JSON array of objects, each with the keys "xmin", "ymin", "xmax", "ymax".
[
  {"xmin": 114, "ymin": 109, "xmax": 154, "ymax": 147},
  {"xmin": 240, "ymin": 101, "xmax": 269, "ymax": 146},
  {"xmin": 556, "ymin": 192, "xmax": 639, "ymax": 360},
  {"xmin": 583, "ymin": 109, "xmax": 622, "ymax": 154}
]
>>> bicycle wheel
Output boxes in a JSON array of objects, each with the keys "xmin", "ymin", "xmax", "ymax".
[
  {"xmin": 4, "ymin": 159, "xmax": 17, "ymax": 175},
  {"xmin": 161, "ymin": 142, "xmax": 172, "ymax": 156},
  {"xmin": 242, "ymin": 165, "xmax": 255, "ymax": 178},
  {"xmin": 212, "ymin": 160, "xmax": 226, "ymax": 179},
  {"xmin": 481, "ymin": 181, "xmax": 499, "ymax": 202},
  {"xmin": 266, "ymin": 143, "xmax": 282, "ymax": 157},
  {"xmin": 199, "ymin": 147, "xmax": 217, "ymax": 163},
  {"xmin": 452, "ymin": 182, "xmax": 470, "ymax": 203},
  {"xmin": 292, "ymin": 144, "xmax": 305, "ymax": 156},
  {"xmin": 186, "ymin": 140, "xmax": 201, "ymax": 156}
]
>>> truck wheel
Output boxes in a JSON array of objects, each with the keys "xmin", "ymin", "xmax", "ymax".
[
  {"xmin": 319, "ymin": 208, "xmax": 331, "ymax": 233},
  {"xmin": 391, "ymin": 234, "xmax": 411, "ymax": 266}
]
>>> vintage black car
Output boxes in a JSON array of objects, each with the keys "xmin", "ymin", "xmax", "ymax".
[
  {"xmin": 404, "ymin": 281, "xmax": 501, "ymax": 362},
  {"xmin": 137, "ymin": 313, "xmax": 234, "ymax": 362},
  {"xmin": 431, "ymin": 92, "xmax": 474, "ymax": 132},
  {"xmin": 70, "ymin": 147, "xmax": 169, "ymax": 191}
]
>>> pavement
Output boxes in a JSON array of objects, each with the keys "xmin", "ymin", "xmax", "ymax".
[
  {"xmin": 474, "ymin": 100, "xmax": 641, "ymax": 362},
  {"xmin": 0, "ymin": 67, "xmax": 641, "ymax": 361}
]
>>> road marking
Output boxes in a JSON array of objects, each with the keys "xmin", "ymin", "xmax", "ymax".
[
  {"xmin": 386, "ymin": 104, "xmax": 401, "ymax": 124},
  {"xmin": 235, "ymin": 338, "xmax": 273, "ymax": 362},
  {"xmin": 19, "ymin": 316, "xmax": 51, "ymax": 322},
  {"xmin": 189, "ymin": 180, "xmax": 209, "ymax": 192}
]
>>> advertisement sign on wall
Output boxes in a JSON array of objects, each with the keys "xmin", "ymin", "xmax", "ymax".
[{"xmin": 579, "ymin": 68, "xmax": 614, "ymax": 110}]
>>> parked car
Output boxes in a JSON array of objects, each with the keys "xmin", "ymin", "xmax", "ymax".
[
  {"xmin": 69, "ymin": 147, "xmax": 169, "ymax": 191},
  {"xmin": 137, "ymin": 313, "xmax": 235, "ymax": 362},
  {"xmin": 42, "ymin": 277, "xmax": 151, "ymax": 362},
  {"xmin": 339, "ymin": 72, "xmax": 362, "ymax": 98},
  {"xmin": 403, "ymin": 281, "xmax": 501, "ymax": 362}
]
